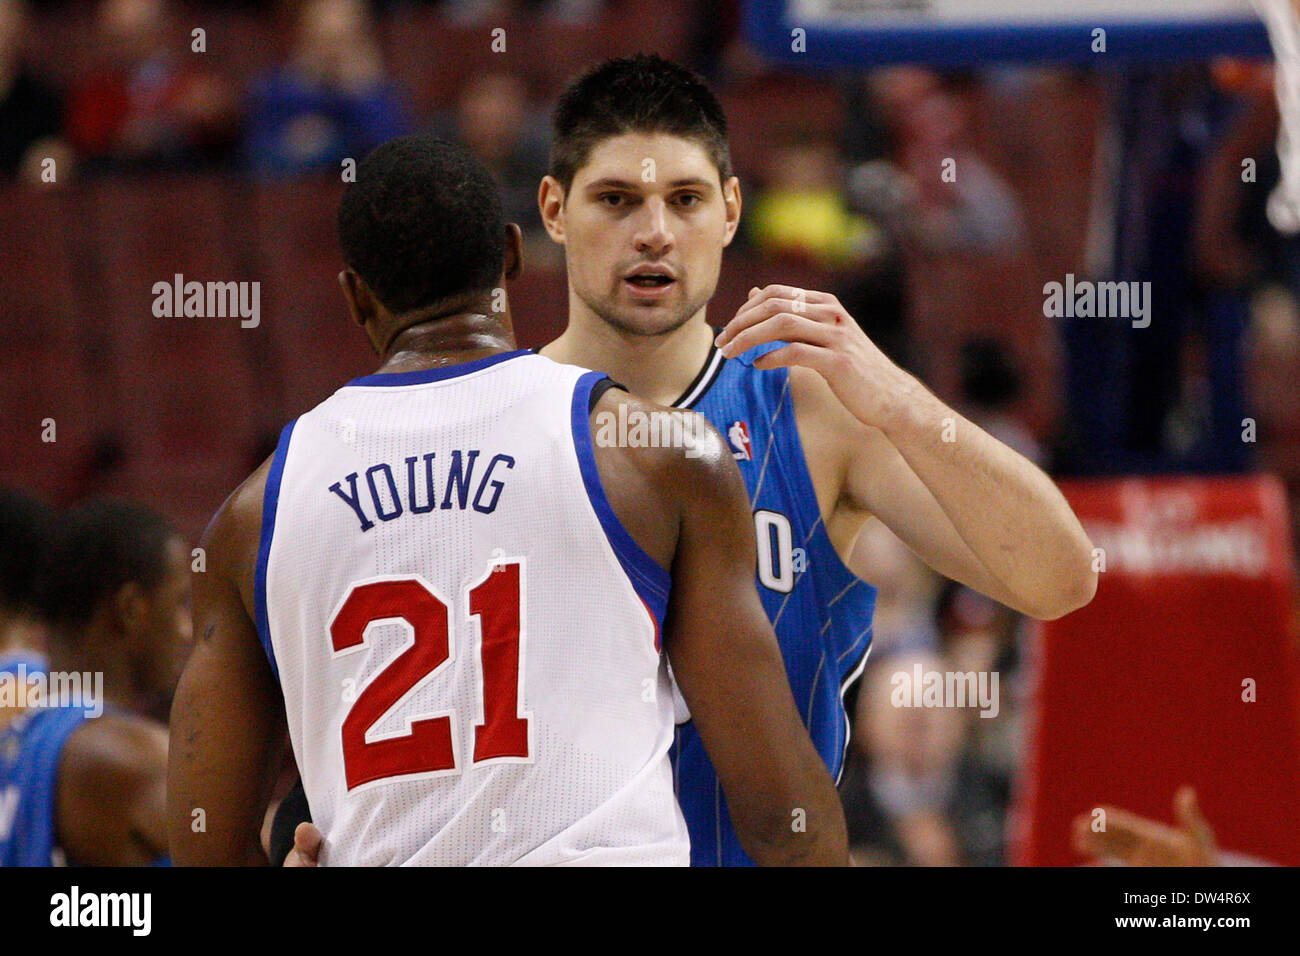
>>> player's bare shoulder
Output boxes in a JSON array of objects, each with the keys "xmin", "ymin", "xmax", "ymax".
[
  {"xmin": 589, "ymin": 386, "xmax": 743, "ymax": 570},
  {"xmin": 200, "ymin": 456, "xmax": 274, "ymax": 610},
  {"xmin": 58, "ymin": 711, "xmax": 169, "ymax": 865}
]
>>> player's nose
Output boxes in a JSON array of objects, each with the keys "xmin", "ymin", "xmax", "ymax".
[{"xmin": 632, "ymin": 197, "xmax": 674, "ymax": 256}]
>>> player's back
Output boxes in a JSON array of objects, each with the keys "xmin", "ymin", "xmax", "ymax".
[
  {"xmin": 260, "ymin": 350, "xmax": 687, "ymax": 866},
  {"xmin": 0, "ymin": 653, "xmax": 87, "ymax": 867}
]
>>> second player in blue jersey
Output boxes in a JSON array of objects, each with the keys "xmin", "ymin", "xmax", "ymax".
[{"xmin": 670, "ymin": 340, "xmax": 877, "ymax": 867}]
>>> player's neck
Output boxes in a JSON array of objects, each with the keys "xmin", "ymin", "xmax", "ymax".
[
  {"xmin": 544, "ymin": 313, "xmax": 715, "ymax": 407},
  {"xmin": 375, "ymin": 307, "xmax": 515, "ymax": 375}
]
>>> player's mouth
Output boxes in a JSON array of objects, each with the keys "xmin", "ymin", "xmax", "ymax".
[{"xmin": 623, "ymin": 265, "xmax": 678, "ymax": 299}]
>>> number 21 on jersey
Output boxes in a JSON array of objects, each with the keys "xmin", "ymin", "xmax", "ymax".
[{"xmin": 328, "ymin": 559, "xmax": 532, "ymax": 791}]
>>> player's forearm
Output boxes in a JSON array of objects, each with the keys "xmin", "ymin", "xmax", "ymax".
[
  {"xmin": 879, "ymin": 380, "xmax": 1097, "ymax": 620},
  {"xmin": 166, "ymin": 775, "xmax": 263, "ymax": 865},
  {"xmin": 166, "ymin": 655, "xmax": 283, "ymax": 865},
  {"xmin": 728, "ymin": 741, "xmax": 851, "ymax": 867}
]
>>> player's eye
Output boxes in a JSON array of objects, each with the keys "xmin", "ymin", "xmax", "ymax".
[
  {"xmin": 598, "ymin": 193, "xmax": 627, "ymax": 207},
  {"xmin": 673, "ymin": 193, "xmax": 703, "ymax": 208}
]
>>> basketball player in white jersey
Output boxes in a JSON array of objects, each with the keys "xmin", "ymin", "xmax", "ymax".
[{"xmin": 167, "ymin": 136, "xmax": 849, "ymax": 866}]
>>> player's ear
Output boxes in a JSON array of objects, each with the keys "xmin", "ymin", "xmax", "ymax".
[
  {"xmin": 538, "ymin": 175, "xmax": 566, "ymax": 244},
  {"xmin": 721, "ymin": 175, "xmax": 742, "ymax": 247},
  {"xmin": 111, "ymin": 580, "xmax": 148, "ymax": 636},
  {"xmin": 503, "ymin": 223, "xmax": 523, "ymax": 280},
  {"xmin": 338, "ymin": 269, "xmax": 370, "ymax": 329}
]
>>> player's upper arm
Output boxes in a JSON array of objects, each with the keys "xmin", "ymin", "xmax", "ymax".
[
  {"xmin": 58, "ymin": 714, "xmax": 169, "ymax": 865},
  {"xmin": 659, "ymin": 422, "xmax": 848, "ymax": 866},
  {"xmin": 167, "ymin": 462, "xmax": 287, "ymax": 866}
]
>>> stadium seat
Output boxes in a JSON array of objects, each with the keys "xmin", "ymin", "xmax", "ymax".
[
  {"xmin": 251, "ymin": 177, "xmax": 373, "ymax": 418},
  {"xmin": 87, "ymin": 174, "xmax": 262, "ymax": 515},
  {"xmin": 0, "ymin": 185, "xmax": 96, "ymax": 501}
]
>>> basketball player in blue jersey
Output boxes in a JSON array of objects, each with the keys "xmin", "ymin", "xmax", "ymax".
[
  {"xmin": 172, "ymin": 136, "xmax": 848, "ymax": 866},
  {"xmin": 278, "ymin": 57, "xmax": 1099, "ymax": 870},
  {"xmin": 531, "ymin": 55, "xmax": 1099, "ymax": 867},
  {"xmin": 1, "ymin": 498, "xmax": 190, "ymax": 866}
]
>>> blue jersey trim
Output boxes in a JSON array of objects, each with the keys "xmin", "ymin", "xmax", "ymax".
[
  {"xmin": 254, "ymin": 419, "xmax": 298, "ymax": 682},
  {"xmin": 344, "ymin": 350, "xmax": 533, "ymax": 388},
  {"xmin": 570, "ymin": 371, "xmax": 671, "ymax": 638}
]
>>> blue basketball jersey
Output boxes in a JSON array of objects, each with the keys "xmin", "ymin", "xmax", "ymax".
[
  {"xmin": 0, "ymin": 653, "xmax": 87, "ymax": 867},
  {"xmin": 669, "ymin": 340, "xmax": 877, "ymax": 866}
]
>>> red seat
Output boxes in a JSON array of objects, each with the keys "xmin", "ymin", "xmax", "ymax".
[
  {"xmin": 0, "ymin": 185, "xmax": 97, "ymax": 501},
  {"xmin": 87, "ymin": 175, "xmax": 263, "ymax": 506},
  {"xmin": 252, "ymin": 177, "xmax": 374, "ymax": 418}
]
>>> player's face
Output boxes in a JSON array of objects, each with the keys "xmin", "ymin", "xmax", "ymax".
[
  {"xmin": 549, "ymin": 132, "xmax": 741, "ymax": 337},
  {"xmin": 131, "ymin": 535, "xmax": 193, "ymax": 714}
]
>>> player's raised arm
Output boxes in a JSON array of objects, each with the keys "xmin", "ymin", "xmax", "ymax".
[
  {"xmin": 660, "ymin": 415, "xmax": 849, "ymax": 866},
  {"xmin": 167, "ymin": 464, "xmax": 287, "ymax": 865},
  {"xmin": 717, "ymin": 285, "xmax": 1098, "ymax": 621}
]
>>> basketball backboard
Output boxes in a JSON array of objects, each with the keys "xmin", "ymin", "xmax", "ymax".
[{"xmin": 745, "ymin": 0, "xmax": 1272, "ymax": 67}]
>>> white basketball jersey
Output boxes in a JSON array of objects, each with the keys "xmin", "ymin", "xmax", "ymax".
[{"xmin": 256, "ymin": 350, "xmax": 688, "ymax": 866}]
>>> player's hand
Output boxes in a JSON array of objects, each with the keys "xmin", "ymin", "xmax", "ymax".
[
  {"xmin": 283, "ymin": 822, "xmax": 324, "ymax": 867},
  {"xmin": 715, "ymin": 285, "xmax": 919, "ymax": 431},
  {"xmin": 1071, "ymin": 787, "xmax": 1219, "ymax": 866}
]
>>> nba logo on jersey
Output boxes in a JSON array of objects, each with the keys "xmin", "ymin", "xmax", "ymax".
[{"xmin": 728, "ymin": 421, "xmax": 753, "ymax": 461}]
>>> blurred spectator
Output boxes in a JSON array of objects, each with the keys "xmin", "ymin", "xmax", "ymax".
[
  {"xmin": 747, "ymin": 133, "xmax": 878, "ymax": 268},
  {"xmin": 1059, "ymin": 66, "xmax": 1264, "ymax": 476},
  {"xmin": 839, "ymin": 519, "xmax": 959, "ymax": 865},
  {"xmin": 443, "ymin": 0, "xmax": 604, "ymax": 26},
  {"xmin": 849, "ymin": 69, "xmax": 1025, "ymax": 256},
  {"xmin": 686, "ymin": 0, "xmax": 767, "ymax": 84},
  {"xmin": 836, "ymin": 250, "xmax": 911, "ymax": 372},
  {"xmin": 65, "ymin": 0, "xmax": 240, "ymax": 171},
  {"xmin": 958, "ymin": 335, "xmax": 1041, "ymax": 465},
  {"xmin": 245, "ymin": 0, "xmax": 409, "ymax": 177},
  {"xmin": 430, "ymin": 72, "xmax": 547, "ymax": 237},
  {"xmin": 840, "ymin": 499, "xmax": 1027, "ymax": 865},
  {"xmin": 0, "ymin": 0, "xmax": 70, "ymax": 182},
  {"xmin": 847, "ymin": 649, "xmax": 966, "ymax": 866},
  {"xmin": 839, "ymin": 70, "xmax": 902, "ymax": 168}
]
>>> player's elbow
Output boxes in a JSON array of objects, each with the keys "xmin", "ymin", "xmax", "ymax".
[
  {"xmin": 732, "ymin": 795, "xmax": 850, "ymax": 866},
  {"xmin": 1027, "ymin": 553, "xmax": 1098, "ymax": 621}
]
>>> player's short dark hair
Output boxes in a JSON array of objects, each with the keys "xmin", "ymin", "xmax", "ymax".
[
  {"xmin": 549, "ymin": 53, "xmax": 732, "ymax": 194},
  {"xmin": 337, "ymin": 135, "xmax": 506, "ymax": 316},
  {"xmin": 0, "ymin": 487, "xmax": 54, "ymax": 614},
  {"xmin": 34, "ymin": 498, "xmax": 177, "ymax": 631}
]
